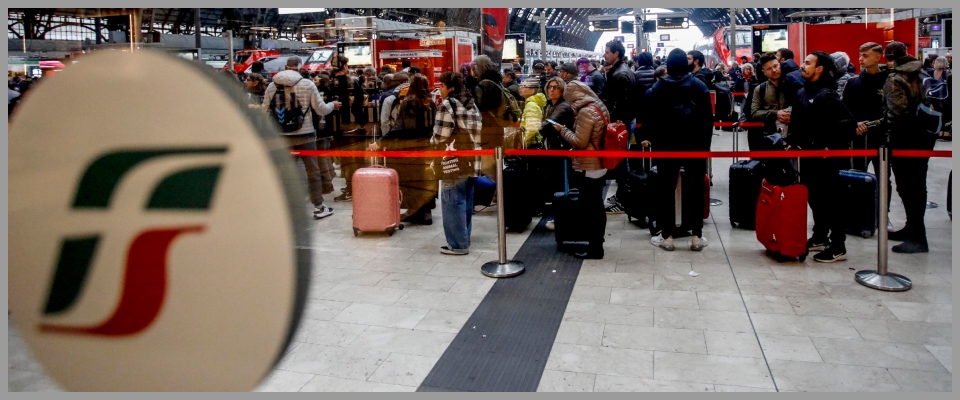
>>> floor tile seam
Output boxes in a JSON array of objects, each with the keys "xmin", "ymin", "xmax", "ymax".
[
  {"xmin": 589, "ymin": 373, "xmax": 733, "ymax": 390},
  {"xmin": 649, "ymin": 351, "xmax": 776, "ymax": 390},
  {"xmin": 709, "ymin": 214, "xmax": 779, "ymax": 392}
]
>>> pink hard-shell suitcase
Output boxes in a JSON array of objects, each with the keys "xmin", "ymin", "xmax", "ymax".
[{"xmin": 352, "ymin": 165, "xmax": 404, "ymax": 236}]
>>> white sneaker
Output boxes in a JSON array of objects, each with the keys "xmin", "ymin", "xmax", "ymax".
[
  {"xmin": 691, "ymin": 236, "xmax": 708, "ymax": 251},
  {"xmin": 313, "ymin": 205, "xmax": 333, "ymax": 219},
  {"xmin": 650, "ymin": 233, "xmax": 665, "ymax": 247},
  {"xmin": 658, "ymin": 236, "xmax": 675, "ymax": 251},
  {"xmin": 440, "ymin": 246, "xmax": 469, "ymax": 255},
  {"xmin": 545, "ymin": 220, "xmax": 555, "ymax": 231}
]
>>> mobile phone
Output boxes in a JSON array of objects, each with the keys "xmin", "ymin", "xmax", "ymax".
[{"xmin": 545, "ymin": 119, "xmax": 559, "ymax": 125}]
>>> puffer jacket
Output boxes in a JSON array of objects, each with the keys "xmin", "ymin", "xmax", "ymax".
[
  {"xmin": 883, "ymin": 56, "xmax": 931, "ymax": 148},
  {"xmin": 521, "ymin": 93, "xmax": 546, "ymax": 147},
  {"xmin": 262, "ymin": 70, "xmax": 336, "ymax": 136},
  {"xmin": 558, "ymin": 81, "xmax": 609, "ymax": 171}
]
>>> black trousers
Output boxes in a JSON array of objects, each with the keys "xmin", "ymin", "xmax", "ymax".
[
  {"xmin": 656, "ymin": 159, "xmax": 707, "ymax": 239},
  {"xmin": 570, "ymin": 171, "xmax": 607, "ymax": 247},
  {"xmin": 891, "ymin": 155, "xmax": 931, "ymax": 242},
  {"xmin": 805, "ymin": 157, "xmax": 847, "ymax": 247}
]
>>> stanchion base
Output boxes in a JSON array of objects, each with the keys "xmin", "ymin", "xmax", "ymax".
[
  {"xmin": 481, "ymin": 260, "xmax": 525, "ymax": 278},
  {"xmin": 855, "ymin": 270, "xmax": 912, "ymax": 291}
]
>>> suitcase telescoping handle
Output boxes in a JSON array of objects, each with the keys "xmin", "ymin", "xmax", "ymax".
[{"xmin": 562, "ymin": 158, "xmax": 569, "ymax": 195}]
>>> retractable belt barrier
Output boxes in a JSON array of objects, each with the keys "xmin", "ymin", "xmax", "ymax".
[
  {"xmin": 294, "ymin": 145, "xmax": 950, "ymax": 291},
  {"xmin": 291, "ymin": 149, "xmax": 950, "ymax": 159}
]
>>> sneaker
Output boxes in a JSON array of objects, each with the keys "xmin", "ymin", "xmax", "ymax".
[
  {"xmin": 334, "ymin": 189, "xmax": 352, "ymax": 202},
  {"xmin": 690, "ymin": 236, "xmax": 708, "ymax": 251},
  {"xmin": 813, "ymin": 246, "xmax": 847, "ymax": 263},
  {"xmin": 605, "ymin": 195, "xmax": 619, "ymax": 206},
  {"xmin": 886, "ymin": 221, "xmax": 894, "ymax": 230},
  {"xmin": 807, "ymin": 237, "xmax": 829, "ymax": 252},
  {"xmin": 545, "ymin": 220, "xmax": 555, "ymax": 230},
  {"xmin": 605, "ymin": 203, "xmax": 625, "ymax": 213},
  {"xmin": 650, "ymin": 233, "xmax": 665, "ymax": 247},
  {"xmin": 887, "ymin": 228, "xmax": 909, "ymax": 242},
  {"xmin": 440, "ymin": 246, "xmax": 469, "ymax": 255},
  {"xmin": 892, "ymin": 240, "xmax": 929, "ymax": 254},
  {"xmin": 658, "ymin": 236, "xmax": 675, "ymax": 251},
  {"xmin": 313, "ymin": 205, "xmax": 333, "ymax": 219}
]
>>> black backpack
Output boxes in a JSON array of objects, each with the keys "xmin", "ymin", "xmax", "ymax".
[
  {"xmin": 696, "ymin": 70, "xmax": 733, "ymax": 120},
  {"xmin": 269, "ymin": 79, "xmax": 305, "ymax": 133}
]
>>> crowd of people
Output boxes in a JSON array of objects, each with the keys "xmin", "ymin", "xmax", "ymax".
[
  {"xmin": 11, "ymin": 38, "xmax": 945, "ymax": 263},
  {"xmin": 221, "ymin": 39, "xmax": 952, "ymax": 261}
]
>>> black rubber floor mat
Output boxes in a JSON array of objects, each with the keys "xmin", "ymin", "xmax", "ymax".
[{"xmin": 417, "ymin": 217, "xmax": 583, "ymax": 392}]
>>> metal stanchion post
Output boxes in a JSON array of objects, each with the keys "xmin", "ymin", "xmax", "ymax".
[
  {"xmin": 481, "ymin": 147, "xmax": 525, "ymax": 278},
  {"xmin": 855, "ymin": 146, "xmax": 912, "ymax": 291}
]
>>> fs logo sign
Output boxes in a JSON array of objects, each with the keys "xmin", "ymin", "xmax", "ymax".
[
  {"xmin": 40, "ymin": 148, "xmax": 226, "ymax": 336},
  {"xmin": 8, "ymin": 50, "xmax": 308, "ymax": 391}
]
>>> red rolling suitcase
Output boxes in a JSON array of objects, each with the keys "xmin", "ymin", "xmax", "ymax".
[
  {"xmin": 352, "ymin": 164, "xmax": 404, "ymax": 236},
  {"xmin": 755, "ymin": 179, "xmax": 808, "ymax": 262}
]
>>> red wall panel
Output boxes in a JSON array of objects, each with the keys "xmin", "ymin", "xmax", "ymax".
[{"xmin": 805, "ymin": 19, "xmax": 918, "ymax": 70}]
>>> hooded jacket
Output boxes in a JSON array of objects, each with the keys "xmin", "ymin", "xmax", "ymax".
[
  {"xmin": 521, "ymin": 93, "xmax": 547, "ymax": 147},
  {"xmin": 473, "ymin": 60, "xmax": 504, "ymax": 115},
  {"xmin": 599, "ymin": 59, "xmax": 636, "ymax": 123},
  {"xmin": 558, "ymin": 81, "xmax": 610, "ymax": 171},
  {"xmin": 883, "ymin": 56, "xmax": 931, "ymax": 148},
  {"xmin": 644, "ymin": 72, "xmax": 713, "ymax": 151},
  {"xmin": 786, "ymin": 76, "xmax": 856, "ymax": 151},
  {"xmin": 262, "ymin": 69, "xmax": 336, "ymax": 136},
  {"xmin": 780, "ymin": 59, "xmax": 805, "ymax": 87}
]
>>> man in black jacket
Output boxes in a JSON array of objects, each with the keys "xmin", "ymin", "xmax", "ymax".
[
  {"xmin": 777, "ymin": 48, "xmax": 805, "ymax": 87},
  {"xmin": 646, "ymin": 49, "xmax": 714, "ymax": 252},
  {"xmin": 785, "ymin": 51, "xmax": 858, "ymax": 263},
  {"xmin": 843, "ymin": 42, "xmax": 889, "ymax": 173},
  {"xmin": 883, "ymin": 41, "xmax": 936, "ymax": 253},
  {"xmin": 633, "ymin": 52, "xmax": 657, "ymax": 144},
  {"xmin": 586, "ymin": 61, "xmax": 605, "ymax": 96},
  {"xmin": 599, "ymin": 40, "xmax": 637, "ymax": 213}
]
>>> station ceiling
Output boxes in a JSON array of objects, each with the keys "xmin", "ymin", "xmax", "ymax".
[{"xmin": 10, "ymin": 8, "xmax": 864, "ymax": 51}]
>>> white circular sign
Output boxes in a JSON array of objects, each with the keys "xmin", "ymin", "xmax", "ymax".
[{"xmin": 8, "ymin": 50, "xmax": 311, "ymax": 391}]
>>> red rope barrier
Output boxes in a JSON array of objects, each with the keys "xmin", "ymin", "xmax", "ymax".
[{"xmin": 290, "ymin": 149, "xmax": 950, "ymax": 159}]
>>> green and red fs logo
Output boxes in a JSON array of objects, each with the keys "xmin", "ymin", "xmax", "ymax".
[{"xmin": 40, "ymin": 147, "xmax": 226, "ymax": 336}]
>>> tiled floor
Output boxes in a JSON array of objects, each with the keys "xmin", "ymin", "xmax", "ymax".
[{"xmin": 8, "ymin": 130, "xmax": 953, "ymax": 392}]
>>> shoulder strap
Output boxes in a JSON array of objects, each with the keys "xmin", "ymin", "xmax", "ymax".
[{"xmin": 590, "ymin": 104, "xmax": 609, "ymax": 126}]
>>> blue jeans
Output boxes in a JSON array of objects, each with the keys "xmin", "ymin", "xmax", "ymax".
[{"xmin": 441, "ymin": 177, "xmax": 476, "ymax": 250}]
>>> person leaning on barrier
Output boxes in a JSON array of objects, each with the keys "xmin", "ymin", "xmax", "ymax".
[
  {"xmin": 644, "ymin": 48, "xmax": 714, "ymax": 252},
  {"xmin": 882, "ymin": 41, "xmax": 935, "ymax": 253},
  {"xmin": 261, "ymin": 56, "xmax": 342, "ymax": 220},
  {"xmin": 543, "ymin": 80, "xmax": 611, "ymax": 259},
  {"xmin": 784, "ymin": 51, "xmax": 858, "ymax": 263},
  {"xmin": 432, "ymin": 71, "xmax": 482, "ymax": 256}
]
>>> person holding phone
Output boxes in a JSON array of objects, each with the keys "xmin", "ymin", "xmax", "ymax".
[{"xmin": 538, "ymin": 77, "xmax": 576, "ymax": 230}]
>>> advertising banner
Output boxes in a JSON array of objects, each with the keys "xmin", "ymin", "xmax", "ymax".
[{"xmin": 480, "ymin": 8, "xmax": 508, "ymax": 65}]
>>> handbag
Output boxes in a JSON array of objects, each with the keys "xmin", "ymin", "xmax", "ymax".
[{"xmin": 434, "ymin": 99, "xmax": 475, "ymax": 179}]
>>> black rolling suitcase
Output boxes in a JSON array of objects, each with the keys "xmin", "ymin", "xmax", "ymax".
[
  {"xmin": 621, "ymin": 148, "xmax": 654, "ymax": 228},
  {"xmin": 729, "ymin": 160, "xmax": 765, "ymax": 230},
  {"xmin": 838, "ymin": 169, "xmax": 879, "ymax": 238},
  {"xmin": 554, "ymin": 159, "xmax": 590, "ymax": 250},
  {"xmin": 839, "ymin": 135, "xmax": 879, "ymax": 238},
  {"xmin": 503, "ymin": 157, "xmax": 533, "ymax": 232}
]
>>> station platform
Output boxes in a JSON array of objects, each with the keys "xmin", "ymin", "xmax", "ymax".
[{"xmin": 9, "ymin": 130, "xmax": 953, "ymax": 392}]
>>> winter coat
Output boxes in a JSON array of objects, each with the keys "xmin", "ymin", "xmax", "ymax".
[
  {"xmin": 842, "ymin": 69, "xmax": 889, "ymax": 143},
  {"xmin": 541, "ymin": 97, "xmax": 575, "ymax": 150},
  {"xmin": 599, "ymin": 60, "xmax": 636, "ymax": 123},
  {"xmin": 505, "ymin": 81, "xmax": 522, "ymax": 102},
  {"xmin": 558, "ymin": 81, "xmax": 609, "ymax": 171},
  {"xmin": 633, "ymin": 65, "xmax": 657, "ymax": 122},
  {"xmin": 883, "ymin": 56, "xmax": 934, "ymax": 149},
  {"xmin": 588, "ymin": 68, "xmax": 606, "ymax": 96},
  {"xmin": 750, "ymin": 80, "xmax": 791, "ymax": 132},
  {"xmin": 262, "ymin": 70, "xmax": 336, "ymax": 136},
  {"xmin": 520, "ymin": 93, "xmax": 546, "ymax": 147},
  {"xmin": 780, "ymin": 59, "xmax": 804, "ymax": 87},
  {"xmin": 786, "ymin": 77, "xmax": 857, "ymax": 151},
  {"xmin": 644, "ymin": 72, "xmax": 714, "ymax": 151}
]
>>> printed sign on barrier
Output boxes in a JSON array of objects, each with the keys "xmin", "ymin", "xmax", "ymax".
[{"xmin": 8, "ymin": 50, "xmax": 311, "ymax": 391}]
